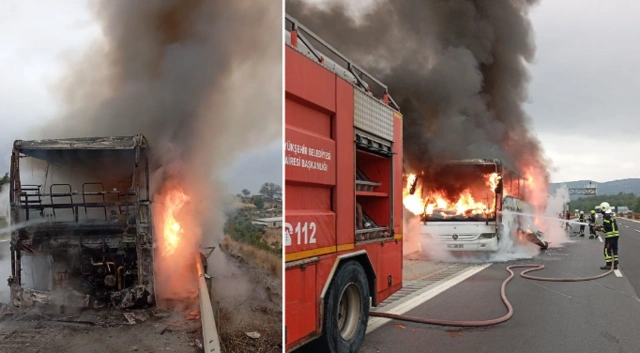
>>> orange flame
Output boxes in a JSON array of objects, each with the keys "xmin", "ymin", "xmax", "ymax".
[
  {"xmin": 161, "ymin": 188, "xmax": 190, "ymax": 257},
  {"xmin": 403, "ymin": 173, "xmax": 426, "ymax": 215},
  {"xmin": 403, "ymin": 172, "xmax": 501, "ymax": 218},
  {"xmin": 487, "ymin": 172, "xmax": 501, "ymax": 191}
]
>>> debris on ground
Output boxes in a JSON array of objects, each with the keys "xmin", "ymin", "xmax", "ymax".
[
  {"xmin": 213, "ymin": 250, "xmax": 282, "ymax": 353},
  {"xmin": 0, "ymin": 304, "xmax": 202, "ymax": 353},
  {"xmin": 184, "ymin": 310, "xmax": 200, "ymax": 320},
  {"xmin": 123, "ymin": 312, "xmax": 137, "ymax": 325},
  {"xmin": 251, "ymin": 304, "xmax": 272, "ymax": 314},
  {"xmin": 246, "ymin": 331, "xmax": 261, "ymax": 339},
  {"xmin": 194, "ymin": 339, "xmax": 203, "ymax": 349}
]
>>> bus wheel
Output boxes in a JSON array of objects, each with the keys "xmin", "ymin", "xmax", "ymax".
[{"xmin": 322, "ymin": 261, "xmax": 370, "ymax": 353}]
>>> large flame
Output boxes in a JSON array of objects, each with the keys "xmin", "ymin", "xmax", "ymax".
[
  {"xmin": 153, "ymin": 183, "xmax": 200, "ymax": 308},
  {"xmin": 403, "ymin": 172, "xmax": 501, "ymax": 218},
  {"xmin": 161, "ymin": 187, "xmax": 190, "ymax": 257},
  {"xmin": 487, "ymin": 172, "xmax": 501, "ymax": 191}
]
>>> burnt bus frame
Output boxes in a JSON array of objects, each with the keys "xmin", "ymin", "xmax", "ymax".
[
  {"xmin": 420, "ymin": 159, "xmax": 503, "ymax": 224},
  {"xmin": 7, "ymin": 135, "xmax": 152, "ymax": 298}
]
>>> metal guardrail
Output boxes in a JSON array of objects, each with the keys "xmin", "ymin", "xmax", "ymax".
[{"xmin": 196, "ymin": 255, "xmax": 221, "ymax": 352}]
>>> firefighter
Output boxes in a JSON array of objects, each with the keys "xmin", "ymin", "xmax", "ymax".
[
  {"xmin": 598, "ymin": 202, "xmax": 619, "ymax": 270},
  {"xmin": 588, "ymin": 209, "xmax": 597, "ymax": 239},
  {"xmin": 578, "ymin": 210, "xmax": 586, "ymax": 237}
]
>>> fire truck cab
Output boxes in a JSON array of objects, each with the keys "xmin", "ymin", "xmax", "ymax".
[{"xmin": 284, "ymin": 15, "xmax": 404, "ymax": 352}]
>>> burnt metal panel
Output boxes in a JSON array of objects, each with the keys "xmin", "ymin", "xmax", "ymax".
[{"xmin": 14, "ymin": 135, "xmax": 147, "ymax": 152}]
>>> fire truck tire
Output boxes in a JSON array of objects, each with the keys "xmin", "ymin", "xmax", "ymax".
[{"xmin": 321, "ymin": 261, "xmax": 370, "ymax": 353}]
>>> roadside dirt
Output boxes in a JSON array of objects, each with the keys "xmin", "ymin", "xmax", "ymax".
[
  {"xmin": 265, "ymin": 228, "xmax": 283, "ymax": 248},
  {"xmin": 208, "ymin": 245, "xmax": 282, "ymax": 353},
  {"xmin": 0, "ymin": 304, "xmax": 201, "ymax": 353}
]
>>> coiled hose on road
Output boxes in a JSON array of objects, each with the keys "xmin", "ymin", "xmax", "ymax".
[{"xmin": 369, "ymin": 256, "xmax": 616, "ymax": 327}]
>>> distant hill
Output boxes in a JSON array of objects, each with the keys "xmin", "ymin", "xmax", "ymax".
[{"xmin": 549, "ymin": 178, "xmax": 640, "ymax": 199}]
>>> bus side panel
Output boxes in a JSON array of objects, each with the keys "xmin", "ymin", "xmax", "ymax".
[
  {"xmin": 285, "ymin": 263, "xmax": 318, "ymax": 348},
  {"xmin": 334, "ymin": 78, "xmax": 355, "ymax": 248}
]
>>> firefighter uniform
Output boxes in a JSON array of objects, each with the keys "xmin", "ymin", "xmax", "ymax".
[
  {"xmin": 588, "ymin": 210, "xmax": 597, "ymax": 239},
  {"xmin": 599, "ymin": 203, "xmax": 619, "ymax": 270},
  {"xmin": 578, "ymin": 211, "xmax": 586, "ymax": 237}
]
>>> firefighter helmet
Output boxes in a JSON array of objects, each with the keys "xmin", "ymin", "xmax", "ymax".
[
  {"xmin": 590, "ymin": 210, "xmax": 595, "ymax": 214},
  {"xmin": 580, "ymin": 210, "xmax": 584, "ymax": 215},
  {"xmin": 600, "ymin": 202, "xmax": 611, "ymax": 213}
]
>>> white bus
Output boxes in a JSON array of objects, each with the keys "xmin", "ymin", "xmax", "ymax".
[{"xmin": 409, "ymin": 159, "xmax": 547, "ymax": 252}]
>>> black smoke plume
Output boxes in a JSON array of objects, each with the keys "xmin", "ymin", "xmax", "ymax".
[
  {"xmin": 287, "ymin": 0, "xmax": 549, "ymax": 202},
  {"xmin": 36, "ymin": 0, "xmax": 281, "ymax": 301}
]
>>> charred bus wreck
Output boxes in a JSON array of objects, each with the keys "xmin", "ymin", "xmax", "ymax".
[{"xmin": 7, "ymin": 135, "xmax": 154, "ymax": 309}]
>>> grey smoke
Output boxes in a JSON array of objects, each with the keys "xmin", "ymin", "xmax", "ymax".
[
  {"xmin": 288, "ymin": 0, "xmax": 549, "ymax": 186},
  {"xmin": 36, "ymin": 0, "xmax": 281, "ymax": 242}
]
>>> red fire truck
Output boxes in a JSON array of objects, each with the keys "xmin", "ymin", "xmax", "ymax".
[{"xmin": 284, "ymin": 15, "xmax": 404, "ymax": 353}]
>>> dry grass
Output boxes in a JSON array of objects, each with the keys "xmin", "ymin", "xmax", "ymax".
[
  {"xmin": 221, "ymin": 236, "xmax": 282, "ymax": 277},
  {"xmin": 218, "ymin": 306, "xmax": 282, "ymax": 353},
  {"xmin": 264, "ymin": 228, "xmax": 282, "ymax": 247}
]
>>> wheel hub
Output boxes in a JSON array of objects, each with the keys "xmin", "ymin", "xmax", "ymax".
[{"xmin": 337, "ymin": 283, "xmax": 361, "ymax": 340}]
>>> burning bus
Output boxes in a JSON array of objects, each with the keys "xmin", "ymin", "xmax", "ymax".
[
  {"xmin": 403, "ymin": 159, "xmax": 548, "ymax": 252},
  {"xmin": 7, "ymin": 135, "xmax": 156, "ymax": 308}
]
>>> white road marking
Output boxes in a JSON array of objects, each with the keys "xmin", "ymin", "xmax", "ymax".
[
  {"xmin": 635, "ymin": 229, "xmax": 640, "ymax": 233},
  {"xmin": 366, "ymin": 263, "xmax": 492, "ymax": 334},
  {"xmin": 598, "ymin": 236, "xmax": 603, "ymax": 242},
  {"xmin": 625, "ymin": 225, "xmax": 629, "ymax": 228},
  {"xmin": 614, "ymin": 269, "xmax": 623, "ymax": 278}
]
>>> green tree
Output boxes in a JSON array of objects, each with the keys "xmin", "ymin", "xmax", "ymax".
[
  {"xmin": 0, "ymin": 173, "xmax": 8, "ymax": 193},
  {"xmin": 241, "ymin": 189, "xmax": 251, "ymax": 197},
  {"xmin": 569, "ymin": 193, "xmax": 638, "ymax": 213},
  {"xmin": 259, "ymin": 182, "xmax": 282, "ymax": 201},
  {"xmin": 252, "ymin": 195, "xmax": 265, "ymax": 210},
  {"xmin": 223, "ymin": 208, "xmax": 279, "ymax": 255}
]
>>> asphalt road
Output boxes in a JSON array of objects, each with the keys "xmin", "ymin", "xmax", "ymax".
[
  {"xmin": 616, "ymin": 218, "xmax": 640, "ymax": 298},
  {"xmin": 363, "ymin": 224, "xmax": 640, "ymax": 353}
]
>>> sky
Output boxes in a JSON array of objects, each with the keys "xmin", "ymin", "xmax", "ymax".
[
  {"xmin": 0, "ymin": 0, "xmax": 282, "ymax": 195},
  {"xmin": 526, "ymin": 1, "xmax": 640, "ymax": 183},
  {"xmin": 296, "ymin": 0, "xmax": 640, "ymax": 184},
  {"xmin": 0, "ymin": 1, "xmax": 638, "ymax": 186}
]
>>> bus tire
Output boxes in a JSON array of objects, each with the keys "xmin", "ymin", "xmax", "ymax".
[{"xmin": 321, "ymin": 260, "xmax": 370, "ymax": 353}]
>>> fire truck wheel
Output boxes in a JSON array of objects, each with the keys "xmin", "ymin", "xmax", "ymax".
[{"xmin": 322, "ymin": 261, "xmax": 370, "ymax": 353}]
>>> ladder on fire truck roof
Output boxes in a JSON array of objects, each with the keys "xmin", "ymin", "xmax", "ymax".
[{"xmin": 285, "ymin": 14, "xmax": 400, "ymax": 112}]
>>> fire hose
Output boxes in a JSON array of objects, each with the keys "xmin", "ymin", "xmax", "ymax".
[{"xmin": 369, "ymin": 252, "xmax": 616, "ymax": 327}]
